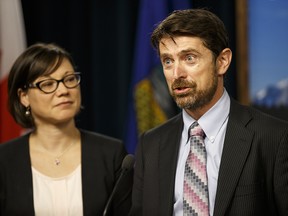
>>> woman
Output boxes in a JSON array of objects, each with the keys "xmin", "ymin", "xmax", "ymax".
[{"xmin": 0, "ymin": 43, "xmax": 132, "ymax": 215}]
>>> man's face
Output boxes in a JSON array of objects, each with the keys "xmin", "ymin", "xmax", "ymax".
[{"xmin": 159, "ymin": 36, "xmax": 220, "ymax": 112}]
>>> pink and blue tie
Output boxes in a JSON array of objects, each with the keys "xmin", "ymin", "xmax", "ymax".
[{"xmin": 183, "ymin": 121, "xmax": 209, "ymax": 216}]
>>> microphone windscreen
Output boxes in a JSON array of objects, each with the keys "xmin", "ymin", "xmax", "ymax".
[{"xmin": 121, "ymin": 154, "xmax": 135, "ymax": 171}]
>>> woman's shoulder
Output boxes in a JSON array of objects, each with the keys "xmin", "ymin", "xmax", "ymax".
[
  {"xmin": 79, "ymin": 129, "xmax": 124, "ymax": 152},
  {"xmin": 0, "ymin": 133, "xmax": 30, "ymax": 164},
  {"xmin": 79, "ymin": 129, "xmax": 127, "ymax": 160},
  {"xmin": 79, "ymin": 129, "xmax": 121, "ymax": 143},
  {"xmin": 0, "ymin": 133, "xmax": 29, "ymax": 151}
]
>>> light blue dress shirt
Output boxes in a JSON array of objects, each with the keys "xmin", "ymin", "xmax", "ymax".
[{"xmin": 173, "ymin": 89, "xmax": 230, "ymax": 216}]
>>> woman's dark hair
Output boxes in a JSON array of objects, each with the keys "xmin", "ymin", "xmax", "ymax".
[
  {"xmin": 151, "ymin": 9, "xmax": 229, "ymax": 59},
  {"xmin": 7, "ymin": 42, "xmax": 76, "ymax": 128}
]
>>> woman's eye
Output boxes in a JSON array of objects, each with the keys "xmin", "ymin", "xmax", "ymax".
[
  {"xmin": 66, "ymin": 77, "xmax": 76, "ymax": 83},
  {"xmin": 41, "ymin": 80, "xmax": 55, "ymax": 88}
]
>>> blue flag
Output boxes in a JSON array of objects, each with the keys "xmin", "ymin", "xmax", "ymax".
[{"xmin": 125, "ymin": 0, "xmax": 192, "ymax": 153}]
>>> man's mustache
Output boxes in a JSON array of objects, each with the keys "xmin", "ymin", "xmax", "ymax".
[{"xmin": 171, "ymin": 79, "xmax": 196, "ymax": 90}]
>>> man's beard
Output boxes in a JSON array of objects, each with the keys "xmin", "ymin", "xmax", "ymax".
[{"xmin": 170, "ymin": 71, "xmax": 218, "ymax": 111}]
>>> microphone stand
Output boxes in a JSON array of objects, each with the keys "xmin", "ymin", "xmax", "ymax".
[{"xmin": 103, "ymin": 154, "xmax": 134, "ymax": 216}]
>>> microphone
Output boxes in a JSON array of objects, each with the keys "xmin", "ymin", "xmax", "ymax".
[{"xmin": 103, "ymin": 154, "xmax": 135, "ymax": 216}]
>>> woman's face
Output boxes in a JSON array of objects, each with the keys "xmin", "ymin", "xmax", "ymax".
[{"xmin": 19, "ymin": 58, "xmax": 81, "ymax": 127}]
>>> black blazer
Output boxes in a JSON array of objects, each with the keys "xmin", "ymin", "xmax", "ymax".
[
  {"xmin": 130, "ymin": 99, "xmax": 288, "ymax": 216},
  {"xmin": 0, "ymin": 129, "xmax": 133, "ymax": 216}
]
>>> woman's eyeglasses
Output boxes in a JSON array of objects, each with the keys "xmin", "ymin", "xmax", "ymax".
[{"xmin": 25, "ymin": 72, "xmax": 81, "ymax": 94}]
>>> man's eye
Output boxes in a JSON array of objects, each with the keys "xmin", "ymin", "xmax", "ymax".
[
  {"xmin": 186, "ymin": 55, "xmax": 195, "ymax": 62},
  {"xmin": 163, "ymin": 58, "xmax": 172, "ymax": 65}
]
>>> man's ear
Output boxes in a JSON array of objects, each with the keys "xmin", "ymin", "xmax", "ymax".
[
  {"xmin": 216, "ymin": 48, "xmax": 232, "ymax": 75},
  {"xmin": 18, "ymin": 88, "xmax": 30, "ymax": 107}
]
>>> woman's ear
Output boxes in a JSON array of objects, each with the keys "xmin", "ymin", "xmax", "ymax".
[
  {"xmin": 216, "ymin": 48, "xmax": 232, "ymax": 75},
  {"xmin": 18, "ymin": 88, "xmax": 29, "ymax": 107}
]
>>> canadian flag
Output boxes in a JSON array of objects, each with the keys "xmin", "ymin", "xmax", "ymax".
[{"xmin": 0, "ymin": 0, "xmax": 26, "ymax": 143}]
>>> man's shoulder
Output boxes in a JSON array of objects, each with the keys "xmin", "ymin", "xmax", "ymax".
[
  {"xmin": 143, "ymin": 113, "xmax": 183, "ymax": 136},
  {"xmin": 230, "ymin": 99, "xmax": 288, "ymax": 131}
]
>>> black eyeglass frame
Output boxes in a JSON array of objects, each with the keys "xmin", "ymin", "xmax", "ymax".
[{"xmin": 24, "ymin": 72, "xmax": 81, "ymax": 94}]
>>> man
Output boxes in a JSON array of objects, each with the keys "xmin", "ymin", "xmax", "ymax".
[{"xmin": 130, "ymin": 9, "xmax": 288, "ymax": 216}]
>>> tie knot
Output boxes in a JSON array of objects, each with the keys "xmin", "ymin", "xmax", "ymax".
[{"xmin": 189, "ymin": 121, "xmax": 205, "ymax": 138}]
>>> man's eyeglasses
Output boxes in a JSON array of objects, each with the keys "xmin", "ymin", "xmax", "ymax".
[{"xmin": 25, "ymin": 72, "xmax": 81, "ymax": 94}]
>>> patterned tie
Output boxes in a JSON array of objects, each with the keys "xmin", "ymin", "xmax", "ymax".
[{"xmin": 183, "ymin": 121, "xmax": 209, "ymax": 216}]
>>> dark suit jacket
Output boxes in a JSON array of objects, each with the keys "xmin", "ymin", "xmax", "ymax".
[
  {"xmin": 130, "ymin": 99, "xmax": 288, "ymax": 216},
  {"xmin": 0, "ymin": 129, "xmax": 133, "ymax": 216}
]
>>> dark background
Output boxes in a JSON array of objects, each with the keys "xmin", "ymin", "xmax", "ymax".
[{"xmin": 21, "ymin": 0, "xmax": 237, "ymax": 148}]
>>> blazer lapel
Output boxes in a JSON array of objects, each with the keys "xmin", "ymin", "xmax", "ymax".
[
  {"xmin": 11, "ymin": 134, "xmax": 35, "ymax": 214},
  {"xmin": 158, "ymin": 114, "xmax": 183, "ymax": 216},
  {"xmin": 213, "ymin": 100, "xmax": 254, "ymax": 216}
]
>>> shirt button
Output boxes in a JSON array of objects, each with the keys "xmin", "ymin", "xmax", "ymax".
[{"xmin": 210, "ymin": 136, "xmax": 215, "ymax": 142}]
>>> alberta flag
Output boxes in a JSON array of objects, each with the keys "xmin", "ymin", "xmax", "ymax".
[
  {"xmin": 125, "ymin": 0, "xmax": 191, "ymax": 153},
  {"xmin": 0, "ymin": 0, "xmax": 26, "ymax": 143}
]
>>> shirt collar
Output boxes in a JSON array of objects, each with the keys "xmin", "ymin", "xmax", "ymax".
[{"xmin": 182, "ymin": 89, "xmax": 230, "ymax": 144}]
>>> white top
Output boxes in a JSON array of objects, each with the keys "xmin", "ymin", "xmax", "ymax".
[
  {"xmin": 32, "ymin": 165, "xmax": 83, "ymax": 216},
  {"xmin": 173, "ymin": 89, "xmax": 230, "ymax": 216}
]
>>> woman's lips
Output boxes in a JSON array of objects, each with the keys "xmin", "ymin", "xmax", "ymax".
[{"xmin": 55, "ymin": 101, "xmax": 73, "ymax": 107}]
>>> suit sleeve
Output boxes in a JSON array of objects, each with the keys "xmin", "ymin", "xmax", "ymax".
[
  {"xmin": 129, "ymin": 133, "xmax": 144, "ymax": 215},
  {"xmin": 111, "ymin": 142, "xmax": 134, "ymax": 216},
  {"xmin": 274, "ymin": 128, "xmax": 288, "ymax": 215}
]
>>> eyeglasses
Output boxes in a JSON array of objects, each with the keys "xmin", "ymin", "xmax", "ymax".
[{"xmin": 25, "ymin": 72, "xmax": 81, "ymax": 94}]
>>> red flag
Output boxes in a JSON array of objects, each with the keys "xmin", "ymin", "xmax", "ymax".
[{"xmin": 0, "ymin": 0, "xmax": 26, "ymax": 142}]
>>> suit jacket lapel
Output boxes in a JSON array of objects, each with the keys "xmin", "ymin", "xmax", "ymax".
[
  {"xmin": 213, "ymin": 100, "xmax": 254, "ymax": 216},
  {"xmin": 158, "ymin": 114, "xmax": 183, "ymax": 216},
  {"xmin": 10, "ymin": 134, "xmax": 35, "ymax": 214}
]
